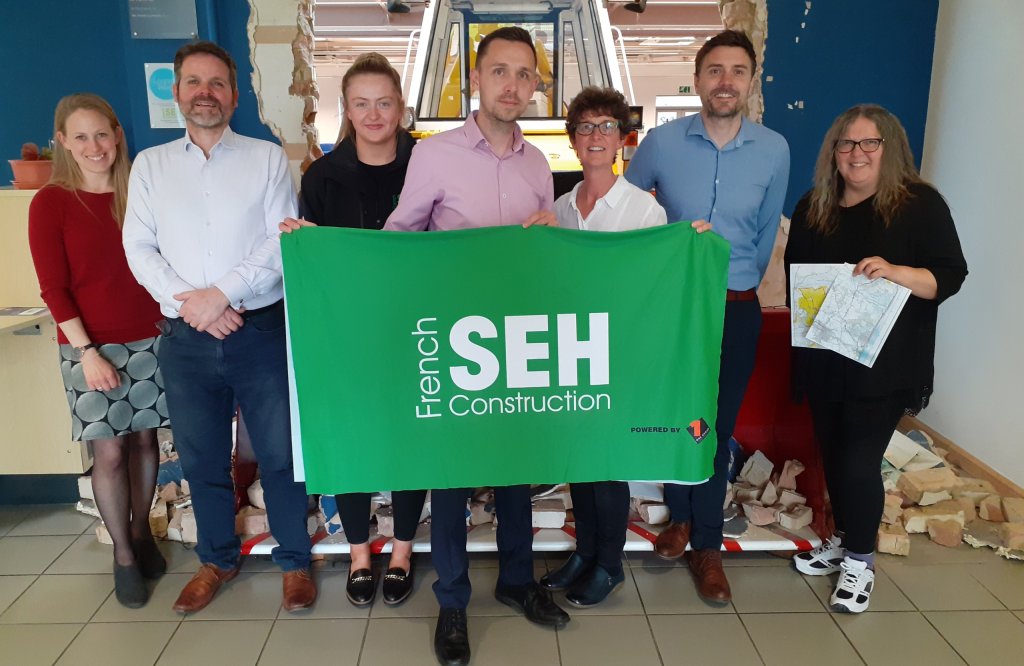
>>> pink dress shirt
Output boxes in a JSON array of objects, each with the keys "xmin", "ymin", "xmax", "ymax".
[{"xmin": 384, "ymin": 112, "xmax": 554, "ymax": 231}]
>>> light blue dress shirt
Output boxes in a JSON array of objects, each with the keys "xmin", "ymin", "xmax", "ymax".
[
  {"xmin": 625, "ymin": 114, "xmax": 790, "ymax": 291},
  {"xmin": 123, "ymin": 127, "xmax": 297, "ymax": 318}
]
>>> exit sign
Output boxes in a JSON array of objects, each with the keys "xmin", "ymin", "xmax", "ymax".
[{"xmin": 678, "ymin": 85, "xmax": 692, "ymax": 93}]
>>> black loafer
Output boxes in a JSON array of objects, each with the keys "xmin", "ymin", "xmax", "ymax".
[
  {"xmin": 539, "ymin": 552, "xmax": 594, "ymax": 591},
  {"xmin": 565, "ymin": 564, "xmax": 625, "ymax": 608},
  {"xmin": 113, "ymin": 562, "xmax": 149, "ymax": 608},
  {"xmin": 134, "ymin": 538, "xmax": 167, "ymax": 580},
  {"xmin": 434, "ymin": 607, "xmax": 470, "ymax": 666},
  {"xmin": 345, "ymin": 567, "xmax": 375, "ymax": 607},
  {"xmin": 494, "ymin": 582, "xmax": 570, "ymax": 628},
  {"xmin": 382, "ymin": 566, "xmax": 414, "ymax": 606}
]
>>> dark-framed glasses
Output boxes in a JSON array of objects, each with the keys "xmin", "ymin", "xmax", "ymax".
[
  {"xmin": 835, "ymin": 138, "xmax": 884, "ymax": 153},
  {"xmin": 574, "ymin": 120, "xmax": 620, "ymax": 136}
]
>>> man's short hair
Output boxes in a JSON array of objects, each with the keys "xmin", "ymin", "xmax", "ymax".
[
  {"xmin": 476, "ymin": 27, "xmax": 537, "ymax": 69},
  {"xmin": 565, "ymin": 87, "xmax": 631, "ymax": 140},
  {"xmin": 694, "ymin": 30, "xmax": 756, "ymax": 75},
  {"xmin": 174, "ymin": 40, "xmax": 238, "ymax": 93}
]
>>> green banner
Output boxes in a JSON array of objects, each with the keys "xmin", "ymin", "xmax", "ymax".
[{"xmin": 282, "ymin": 224, "xmax": 729, "ymax": 494}]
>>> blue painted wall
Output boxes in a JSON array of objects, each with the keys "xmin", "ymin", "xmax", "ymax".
[
  {"xmin": 762, "ymin": 0, "xmax": 940, "ymax": 215},
  {"xmin": 0, "ymin": 0, "xmax": 271, "ymax": 181}
]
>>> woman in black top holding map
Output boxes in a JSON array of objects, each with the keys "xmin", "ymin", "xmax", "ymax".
[{"xmin": 784, "ymin": 104, "xmax": 966, "ymax": 613}]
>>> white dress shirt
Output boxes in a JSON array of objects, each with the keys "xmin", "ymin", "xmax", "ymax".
[
  {"xmin": 554, "ymin": 175, "xmax": 667, "ymax": 232},
  {"xmin": 123, "ymin": 127, "xmax": 297, "ymax": 318}
]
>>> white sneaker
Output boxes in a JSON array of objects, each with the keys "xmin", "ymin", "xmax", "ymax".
[
  {"xmin": 793, "ymin": 535, "xmax": 844, "ymax": 576},
  {"xmin": 830, "ymin": 557, "xmax": 874, "ymax": 613}
]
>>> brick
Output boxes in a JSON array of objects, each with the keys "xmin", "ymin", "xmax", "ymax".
[
  {"xmin": 777, "ymin": 459, "xmax": 805, "ymax": 491},
  {"xmin": 149, "ymin": 501, "xmax": 169, "ymax": 538},
  {"xmin": 733, "ymin": 482, "xmax": 761, "ymax": 503},
  {"xmin": 760, "ymin": 480, "xmax": 778, "ymax": 506},
  {"xmin": 956, "ymin": 496, "xmax": 977, "ymax": 523},
  {"xmin": 902, "ymin": 500, "xmax": 964, "ymax": 534},
  {"xmin": 166, "ymin": 511, "xmax": 184, "ymax": 542},
  {"xmin": 926, "ymin": 519, "xmax": 963, "ymax": 548},
  {"xmin": 778, "ymin": 489, "xmax": 807, "ymax": 511},
  {"xmin": 979, "ymin": 495, "xmax": 1005, "ymax": 522},
  {"xmin": 918, "ymin": 490, "xmax": 953, "ymax": 506},
  {"xmin": 741, "ymin": 502, "xmax": 779, "ymax": 527},
  {"xmin": 469, "ymin": 500, "xmax": 495, "ymax": 526},
  {"xmin": 235, "ymin": 506, "xmax": 268, "ymax": 536},
  {"xmin": 180, "ymin": 508, "xmax": 198, "ymax": 543},
  {"xmin": 78, "ymin": 475, "xmax": 94, "ymax": 501},
  {"xmin": 376, "ymin": 506, "xmax": 395, "ymax": 537},
  {"xmin": 877, "ymin": 523, "xmax": 910, "ymax": 556},
  {"xmin": 1002, "ymin": 497, "xmax": 1024, "ymax": 523},
  {"xmin": 881, "ymin": 493, "xmax": 903, "ymax": 525},
  {"xmin": 638, "ymin": 502, "xmax": 670, "ymax": 525},
  {"xmin": 1001, "ymin": 522, "xmax": 1024, "ymax": 550},
  {"xmin": 896, "ymin": 467, "xmax": 959, "ymax": 504},
  {"xmin": 779, "ymin": 504, "xmax": 812, "ymax": 531},
  {"xmin": 738, "ymin": 450, "xmax": 773, "ymax": 488},
  {"xmin": 952, "ymin": 477, "xmax": 997, "ymax": 505},
  {"xmin": 531, "ymin": 499, "xmax": 566, "ymax": 529},
  {"xmin": 246, "ymin": 479, "xmax": 266, "ymax": 510},
  {"xmin": 180, "ymin": 479, "xmax": 191, "ymax": 496},
  {"xmin": 158, "ymin": 482, "xmax": 179, "ymax": 504}
]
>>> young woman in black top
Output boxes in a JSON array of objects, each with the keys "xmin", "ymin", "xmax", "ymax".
[
  {"xmin": 281, "ymin": 53, "xmax": 423, "ymax": 608},
  {"xmin": 785, "ymin": 104, "xmax": 967, "ymax": 613}
]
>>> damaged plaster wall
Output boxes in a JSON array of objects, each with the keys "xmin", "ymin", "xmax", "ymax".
[
  {"xmin": 248, "ymin": 0, "xmax": 318, "ymax": 182},
  {"xmin": 718, "ymin": 0, "xmax": 768, "ymax": 123}
]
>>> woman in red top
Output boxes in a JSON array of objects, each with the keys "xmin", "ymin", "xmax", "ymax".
[{"xmin": 28, "ymin": 94, "xmax": 169, "ymax": 608}]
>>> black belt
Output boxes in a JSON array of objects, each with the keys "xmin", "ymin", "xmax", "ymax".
[
  {"xmin": 725, "ymin": 289, "xmax": 758, "ymax": 302},
  {"xmin": 241, "ymin": 300, "xmax": 283, "ymax": 319}
]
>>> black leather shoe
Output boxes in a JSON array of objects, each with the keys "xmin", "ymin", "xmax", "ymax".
[
  {"xmin": 345, "ymin": 567, "xmax": 375, "ymax": 607},
  {"xmin": 565, "ymin": 564, "xmax": 625, "ymax": 608},
  {"xmin": 434, "ymin": 607, "xmax": 470, "ymax": 666},
  {"xmin": 382, "ymin": 566, "xmax": 414, "ymax": 606},
  {"xmin": 539, "ymin": 552, "xmax": 593, "ymax": 591},
  {"xmin": 113, "ymin": 562, "xmax": 149, "ymax": 608},
  {"xmin": 134, "ymin": 538, "xmax": 167, "ymax": 580},
  {"xmin": 494, "ymin": 582, "xmax": 570, "ymax": 628}
]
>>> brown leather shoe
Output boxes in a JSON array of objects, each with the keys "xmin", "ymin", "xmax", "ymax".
[
  {"xmin": 688, "ymin": 549, "xmax": 731, "ymax": 604},
  {"xmin": 654, "ymin": 521, "xmax": 690, "ymax": 560},
  {"xmin": 282, "ymin": 568, "xmax": 317, "ymax": 612},
  {"xmin": 172, "ymin": 563, "xmax": 240, "ymax": 613}
]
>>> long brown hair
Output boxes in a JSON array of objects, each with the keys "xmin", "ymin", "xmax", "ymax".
[
  {"xmin": 806, "ymin": 104, "xmax": 923, "ymax": 233},
  {"xmin": 337, "ymin": 52, "xmax": 404, "ymax": 145},
  {"xmin": 50, "ymin": 93, "xmax": 131, "ymax": 227}
]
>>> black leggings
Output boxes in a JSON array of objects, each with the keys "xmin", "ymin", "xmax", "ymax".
[
  {"xmin": 807, "ymin": 394, "xmax": 906, "ymax": 555},
  {"xmin": 336, "ymin": 490, "xmax": 427, "ymax": 544}
]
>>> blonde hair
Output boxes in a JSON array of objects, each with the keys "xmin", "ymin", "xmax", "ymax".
[
  {"xmin": 337, "ymin": 52, "xmax": 404, "ymax": 145},
  {"xmin": 806, "ymin": 104, "xmax": 924, "ymax": 233},
  {"xmin": 50, "ymin": 93, "xmax": 131, "ymax": 227}
]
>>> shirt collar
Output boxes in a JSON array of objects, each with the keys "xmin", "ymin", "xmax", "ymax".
[
  {"xmin": 463, "ymin": 111, "xmax": 526, "ymax": 155},
  {"xmin": 568, "ymin": 175, "xmax": 628, "ymax": 212},
  {"xmin": 686, "ymin": 113, "xmax": 756, "ymax": 149},
  {"xmin": 182, "ymin": 125, "xmax": 239, "ymax": 154}
]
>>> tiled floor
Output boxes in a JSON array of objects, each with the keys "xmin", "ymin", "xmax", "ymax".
[{"xmin": 1, "ymin": 505, "xmax": 1023, "ymax": 665}]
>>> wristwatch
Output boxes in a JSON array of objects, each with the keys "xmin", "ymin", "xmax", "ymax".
[{"xmin": 74, "ymin": 342, "xmax": 98, "ymax": 359}]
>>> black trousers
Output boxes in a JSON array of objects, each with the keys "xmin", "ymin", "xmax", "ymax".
[
  {"xmin": 807, "ymin": 394, "xmax": 906, "ymax": 555},
  {"xmin": 336, "ymin": 490, "xmax": 427, "ymax": 544},
  {"xmin": 664, "ymin": 299, "xmax": 762, "ymax": 550},
  {"xmin": 569, "ymin": 481, "xmax": 630, "ymax": 574}
]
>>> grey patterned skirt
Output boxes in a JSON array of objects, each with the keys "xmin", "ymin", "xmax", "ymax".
[{"xmin": 58, "ymin": 336, "xmax": 171, "ymax": 441}]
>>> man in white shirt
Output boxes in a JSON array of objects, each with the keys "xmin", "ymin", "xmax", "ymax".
[{"xmin": 123, "ymin": 41, "xmax": 315, "ymax": 614}]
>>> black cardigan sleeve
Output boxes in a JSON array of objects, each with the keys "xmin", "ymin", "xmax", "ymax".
[{"xmin": 907, "ymin": 184, "xmax": 968, "ymax": 304}]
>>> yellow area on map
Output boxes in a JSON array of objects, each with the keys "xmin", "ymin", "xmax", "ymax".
[{"xmin": 797, "ymin": 287, "xmax": 828, "ymax": 326}]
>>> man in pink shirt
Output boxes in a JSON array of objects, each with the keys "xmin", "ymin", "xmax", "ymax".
[{"xmin": 384, "ymin": 26, "xmax": 566, "ymax": 666}]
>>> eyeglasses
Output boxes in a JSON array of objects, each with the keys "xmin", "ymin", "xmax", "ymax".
[
  {"xmin": 834, "ymin": 138, "xmax": 884, "ymax": 153},
  {"xmin": 573, "ymin": 120, "xmax": 620, "ymax": 136}
]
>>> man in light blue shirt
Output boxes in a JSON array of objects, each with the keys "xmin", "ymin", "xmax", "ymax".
[
  {"xmin": 626, "ymin": 30, "xmax": 790, "ymax": 604},
  {"xmin": 123, "ymin": 41, "xmax": 315, "ymax": 615}
]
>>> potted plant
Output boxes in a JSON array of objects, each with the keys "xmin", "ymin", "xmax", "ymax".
[{"xmin": 9, "ymin": 142, "xmax": 53, "ymax": 189}]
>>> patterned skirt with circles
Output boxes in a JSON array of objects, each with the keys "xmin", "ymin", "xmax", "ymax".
[{"xmin": 58, "ymin": 336, "xmax": 171, "ymax": 441}]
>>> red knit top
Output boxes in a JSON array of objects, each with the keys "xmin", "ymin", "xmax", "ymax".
[{"xmin": 28, "ymin": 186, "xmax": 162, "ymax": 345}]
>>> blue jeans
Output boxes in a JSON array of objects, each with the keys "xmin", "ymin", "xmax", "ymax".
[
  {"xmin": 431, "ymin": 484, "xmax": 535, "ymax": 608},
  {"xmin": 157, "ymin": 303, "xmax": 311, "ymax": 571},
  {"xmin": 664, "ymin": 299, "xmax": 762, "ymax": 550}
]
